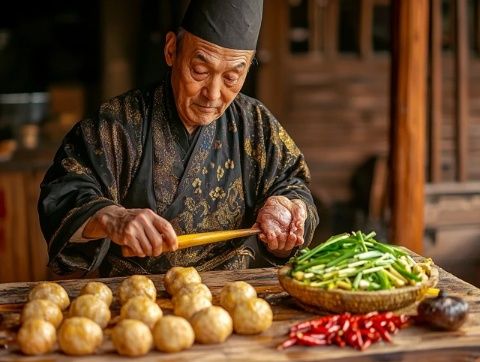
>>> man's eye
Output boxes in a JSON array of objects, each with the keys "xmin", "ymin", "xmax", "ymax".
[
  {"xmin": 193, "ymin": 68, "xmax": 208, "ymax": 75},
  {"xmin": 224, "ymin": 75, "xmax": 238, "ymax": 84}
]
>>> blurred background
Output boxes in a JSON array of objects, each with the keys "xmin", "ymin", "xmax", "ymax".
[{"xmin": 0, "ymin": 0, "xmax": 479, "ymax": 287}]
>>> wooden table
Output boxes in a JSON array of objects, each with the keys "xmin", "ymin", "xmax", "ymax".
[{"xmin": 0, "ymin": 267, "xmax": 479, "ymax": 361}]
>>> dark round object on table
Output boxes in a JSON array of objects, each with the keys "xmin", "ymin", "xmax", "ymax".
[{"xmin": 417, "ymin": 291, "xmax": 469, "ymax": 331}]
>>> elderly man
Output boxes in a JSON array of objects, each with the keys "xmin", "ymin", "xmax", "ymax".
[{"xmin": 38, "ymin": 0, "xmax": 319, "ymax": 277}]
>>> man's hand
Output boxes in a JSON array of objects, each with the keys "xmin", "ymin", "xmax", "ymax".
[
  {"xmin": 83, "ymin": 205, "xmax": 178, "ymax": 257},
  {"xmin": 254, "ymin": 196, "xmax": 307, "ymax": 256}
]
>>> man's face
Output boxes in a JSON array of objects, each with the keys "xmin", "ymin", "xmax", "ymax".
[{"xmin": 164, "ymin": 31, "xmax": 255, "ymax": 132}]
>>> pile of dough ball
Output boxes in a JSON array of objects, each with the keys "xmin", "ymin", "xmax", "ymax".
[
  {"xmin": 220, "ymin": 281, "xmax": 273, "ymax": 335},
  {"xmin": 111, "ymin": 275, "xmax": 158, "ymax": 356},
  {"xmin": 16, "ymin": 282, "xmax": 70, "ymax": 355},
  {"xmin": 165, "ymin": 266, "xmax": 236, "ymax": 345},
  {"xmin": 17, "ymin": 281, "xmax": 114, "ymax": 356},
  {"xmin": 16, "ymin": 269, "xmax": 273, "ymax": 357},
  {"xmin": 167, "ymin": 267, "xmax": 213, "ymax": 320}
]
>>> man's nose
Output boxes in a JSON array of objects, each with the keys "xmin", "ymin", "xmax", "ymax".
[{"xmin": 202, "ymin": 76, "xmax": 222, "ymax": 102}]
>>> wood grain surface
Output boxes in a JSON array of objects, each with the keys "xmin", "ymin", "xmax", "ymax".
[{"xmin": 0, "ymin": 266, "xmax": 479, "ymax": 361}]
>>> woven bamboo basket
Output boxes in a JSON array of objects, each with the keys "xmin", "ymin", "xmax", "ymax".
[{"xmin": 278, "ymin": 264, "xmax": 439, "ymax": 314}]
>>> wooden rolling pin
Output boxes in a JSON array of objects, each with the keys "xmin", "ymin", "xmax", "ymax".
[
  {"xmin": 177, "ymin": 228, "xmax": 261, "ymax": 249},
  {"xmin": 122, "ymin": 228, "xmax": 261, "ymax": 256}
]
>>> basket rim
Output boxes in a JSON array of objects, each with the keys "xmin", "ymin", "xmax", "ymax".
[{"xmin": 278, "ymin": 263, "xmax": 439, "ymax": 297}]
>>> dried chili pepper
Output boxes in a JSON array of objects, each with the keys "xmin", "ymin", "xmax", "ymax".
[{"xmin": 277, "ymin": 312, "xmax": 411, "ymax": 351}]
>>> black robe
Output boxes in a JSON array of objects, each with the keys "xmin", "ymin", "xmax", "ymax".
[{"xmin": 38, "ymin": 77, "xmax": 319, "ymax": 277}]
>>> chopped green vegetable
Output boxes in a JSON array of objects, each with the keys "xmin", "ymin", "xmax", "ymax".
[{"xmin": 289, "ymin": 231, "xmax": 431, "ymax": 291}]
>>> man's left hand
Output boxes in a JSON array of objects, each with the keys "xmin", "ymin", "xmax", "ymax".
[{"xmin": 254, "ymin": 196, "xmax": 307, "ymax": 254}]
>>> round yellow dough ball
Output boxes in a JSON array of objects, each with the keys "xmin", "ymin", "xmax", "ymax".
[
  {"xmin": 172, "ymin": 283, "xmax": 212, "ymax": 304},
  {"xmin": 21, "ymin": 299, "xmax": 63, "ymax": 328},
  {"xmin": 80, "ymin": 281, "xmax": 113, "ymax": 306},
  {"xmin": 58, "ymin": 317, "xmax": 103, "ymax": 356},
  {"xmin": 69, "ymin": 294, "xmax": 111, "ymax": 328},
  {"xmin": 17, "ymin": 318, "xmax": 56, "ymax": 355},
  {"xmin": 232, "ymin": 298, "xmax": 273, "ymax": 334},
  {"xmin": 120, "ymin": 296, "xmax": 163, "ymax": 329},
  {"xmin": 153, "ymin": 316, "xmax": 194, "ymax": 353},
  {"xmin": 220, "ymin": 281, "xmax": 257, "ymax": 312},
  {"xmin": 112, "ymin": 319, "xmax": 153, "ymax": 357},
  {"xmin": 29, "ymin": 282, "xmax": 70, "ymax": 311},
  {"xmin": 190, "ymin": 306, "xmax": 232, "ymax": 344},
  {"xmin": 173, "ymin": 294, "xmax": 211, "ymax": 320},
  {"xmin": 164, "ymin": 267, "xmax": 201, "ymax": 295},
  {"xmin": 118, "ymin": 275, "xmax": 157, "ymax": 305}
]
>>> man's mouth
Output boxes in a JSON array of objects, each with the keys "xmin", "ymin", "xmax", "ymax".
[{"xmin": 194, "ymin": 104, "xmax": 218, "ymax": 113}]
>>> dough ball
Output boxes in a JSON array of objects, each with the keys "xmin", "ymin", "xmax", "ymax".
[
  {"xmin": 172, "ymin": 283, "xmax": 212, "ymax": 304},
  {"xmin": 17, "ymin": 318, "xmax": 56, "ymax": 355},
  {"xmin": 112, "ymin": 319, "xmax": 153, "ymax": 357},
  {"xmin": 69, "ymin": 294, "xmax": 111, "ymax": 328},
  {"xmin": 173, "ymin": 294, "xmax": 211, "ymax": 320},
  {"xmin": 220, "ymin": 281, "xmax": 257, "ymax": 312},
  {"xmin": 164, "ymin": 267, "xmax": 201, "ymax": 295},
  {"xmin": 58, "ymin": 317, "xmax": 103, "ymax": 356},
  {"xmin": 190, "ymin": 306, "xmax": 232, "ymax": 344},
  {"xmin": 232, "ymin": 298, "xmax": 273, "ymax": 335},
  {"xmin": 153, "ymin": 316, "xmax": 194, "ymax": 353},
  {"xmin": 80, "ymin": 281, "xmax": 113, "ymax": 306},
  {"xmin": 21, "ymin": 299, "xmax": 63, "ymax": 328},
  {"xmin": 29, "ymin": 282, "xmax": 70, "ymax": 311},
  {"xmin": 120, "ymin": 296, "xmax": 163, "ymax": 329},
  {"xmin": 118, "ymin": 275, "xmax": 157, "ymax": 305}
]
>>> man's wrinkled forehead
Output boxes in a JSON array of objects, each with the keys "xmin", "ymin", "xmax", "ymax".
[{"xmin": 182, "ymin": 31, "xmax": 254, "ymax": 67}]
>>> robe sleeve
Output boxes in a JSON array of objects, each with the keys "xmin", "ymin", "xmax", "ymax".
[
  {"xmin": 246, "ymin": 101, "xmax": 319, "ymax": 265},
  {"xmin": 38, "ymin": 90, "xmax": 147, "ymax": 275}
]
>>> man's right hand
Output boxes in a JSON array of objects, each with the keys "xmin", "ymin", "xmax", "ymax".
[{"xmin": 83, "ymin": 205, "xmax": 178, "ymax": 257}]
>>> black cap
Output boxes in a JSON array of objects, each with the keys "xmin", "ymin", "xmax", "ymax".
[{"xmin": 181, "ymin": 0, "xmax": 264, "ymax": 51}]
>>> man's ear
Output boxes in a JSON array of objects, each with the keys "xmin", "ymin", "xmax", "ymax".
[{"xmin": 164, "ymin": 32, "xmax": 177, "ymax": 66}]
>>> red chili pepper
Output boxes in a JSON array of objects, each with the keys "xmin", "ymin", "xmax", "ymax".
[
  {"xmin": 378, "ymin": 328, "xmax": 392, "ymax": 342},
  {"xmin": 341, "ymin": 319, "xmax": 350, "ymax": 332},
  {"xmin": 278, "ymin": 337, "xmax": 298, "ymax": 350},
  {"xmin": 310, "ymin": 325, "xmax": 329, "ymax": 334},
  {"xmin": 297, "ymin": 334, "xmax": 327, "ymax": 346},
  {"xmin": 278, "ymin": 311, "xmax": 411, "ymax": 351}
]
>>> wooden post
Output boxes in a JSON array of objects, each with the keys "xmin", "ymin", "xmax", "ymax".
[
  {"xmin": 390, "ymin": 0, "xmax": 429, "ymax": 253},
  {"xmin": 359, "ymin": 0, "xmax": 373, "ymax": 58},
  {"xmin": 309, "ymin": 0, "xmax": 322, "ymax": 53},
  {"xmin": 429, "ymin": 0, "xmax": 443, "ymax": 183},
  {"xmin": 101, "ymin": 0, "xmax": 140, "ymax": 100},
  {"xmin": 454, "ymin": 0, "xmax": 469, "ymax": 182},
  {"xmin": 257, "ymin": 0, "xmax": 289, "ymax": 118},
  {"xmin": 324, "ymin": 0, "xmax": 339, "ymax": 58},
  {"xmin": 475, "ymin": 0, "xmax": 480, "ymax": 54}
]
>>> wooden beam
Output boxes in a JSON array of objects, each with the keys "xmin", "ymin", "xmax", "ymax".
[
  {"xmin": 389, "ymin": 0, "xmax": 429, "ymax": 253},
  {"xmin": 429, "ymin": 0, "xmax": 443, "ymax": 183},
  {"xmin": 475, "ymin": 0, "xmax": 480, "ymax": 54},
  {"xmin": 309, "ymin": 0, "xmax": 322, "ymax": 53},
  {"xmin": 359, "ymin": 0, "xmax": 373, "ymax": 58},
  {"xmin": 101, "ymin": 0, "xmax": 140, "ymax": 99},
  {"xmin": 324, "ymin": 0, "xmax": 339, "ymax": 58},
  {"xmin": 454, "ymin": 0, "xmax": 469, "ymax": 182}
]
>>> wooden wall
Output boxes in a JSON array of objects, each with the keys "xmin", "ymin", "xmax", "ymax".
[{"xmin": 279, "ymin": 56, "xmax": 390, "ymax": 205}]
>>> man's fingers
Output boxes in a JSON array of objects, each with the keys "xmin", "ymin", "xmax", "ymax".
[
  {"xmin": 295, "ymin": 236, "xmax": 305, "ymax": 247},
  {"xmin": 283, "ymin": 232, "xmax": 297, "ymax": 251},
  {"xmin": 135, "ymin": 227, "xmax": 153, "ymax": 256},
  {"xmin": 122, "ymin": 246, "xmax": 135, "ymax": 257},
  {"xmin": 152, "ymin": 217, "xmax": 178, "ymax": 251},
  {"xmin": 127, "ymin": 239, "xmax": 145, "ymax": 257},
  {"xmin": 266, "ymin": 231, "xmax": 278, "ymax": 250},
  {"xmin": 143, "ymin": 223, "xmax": 163, "ymax": 256}
]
